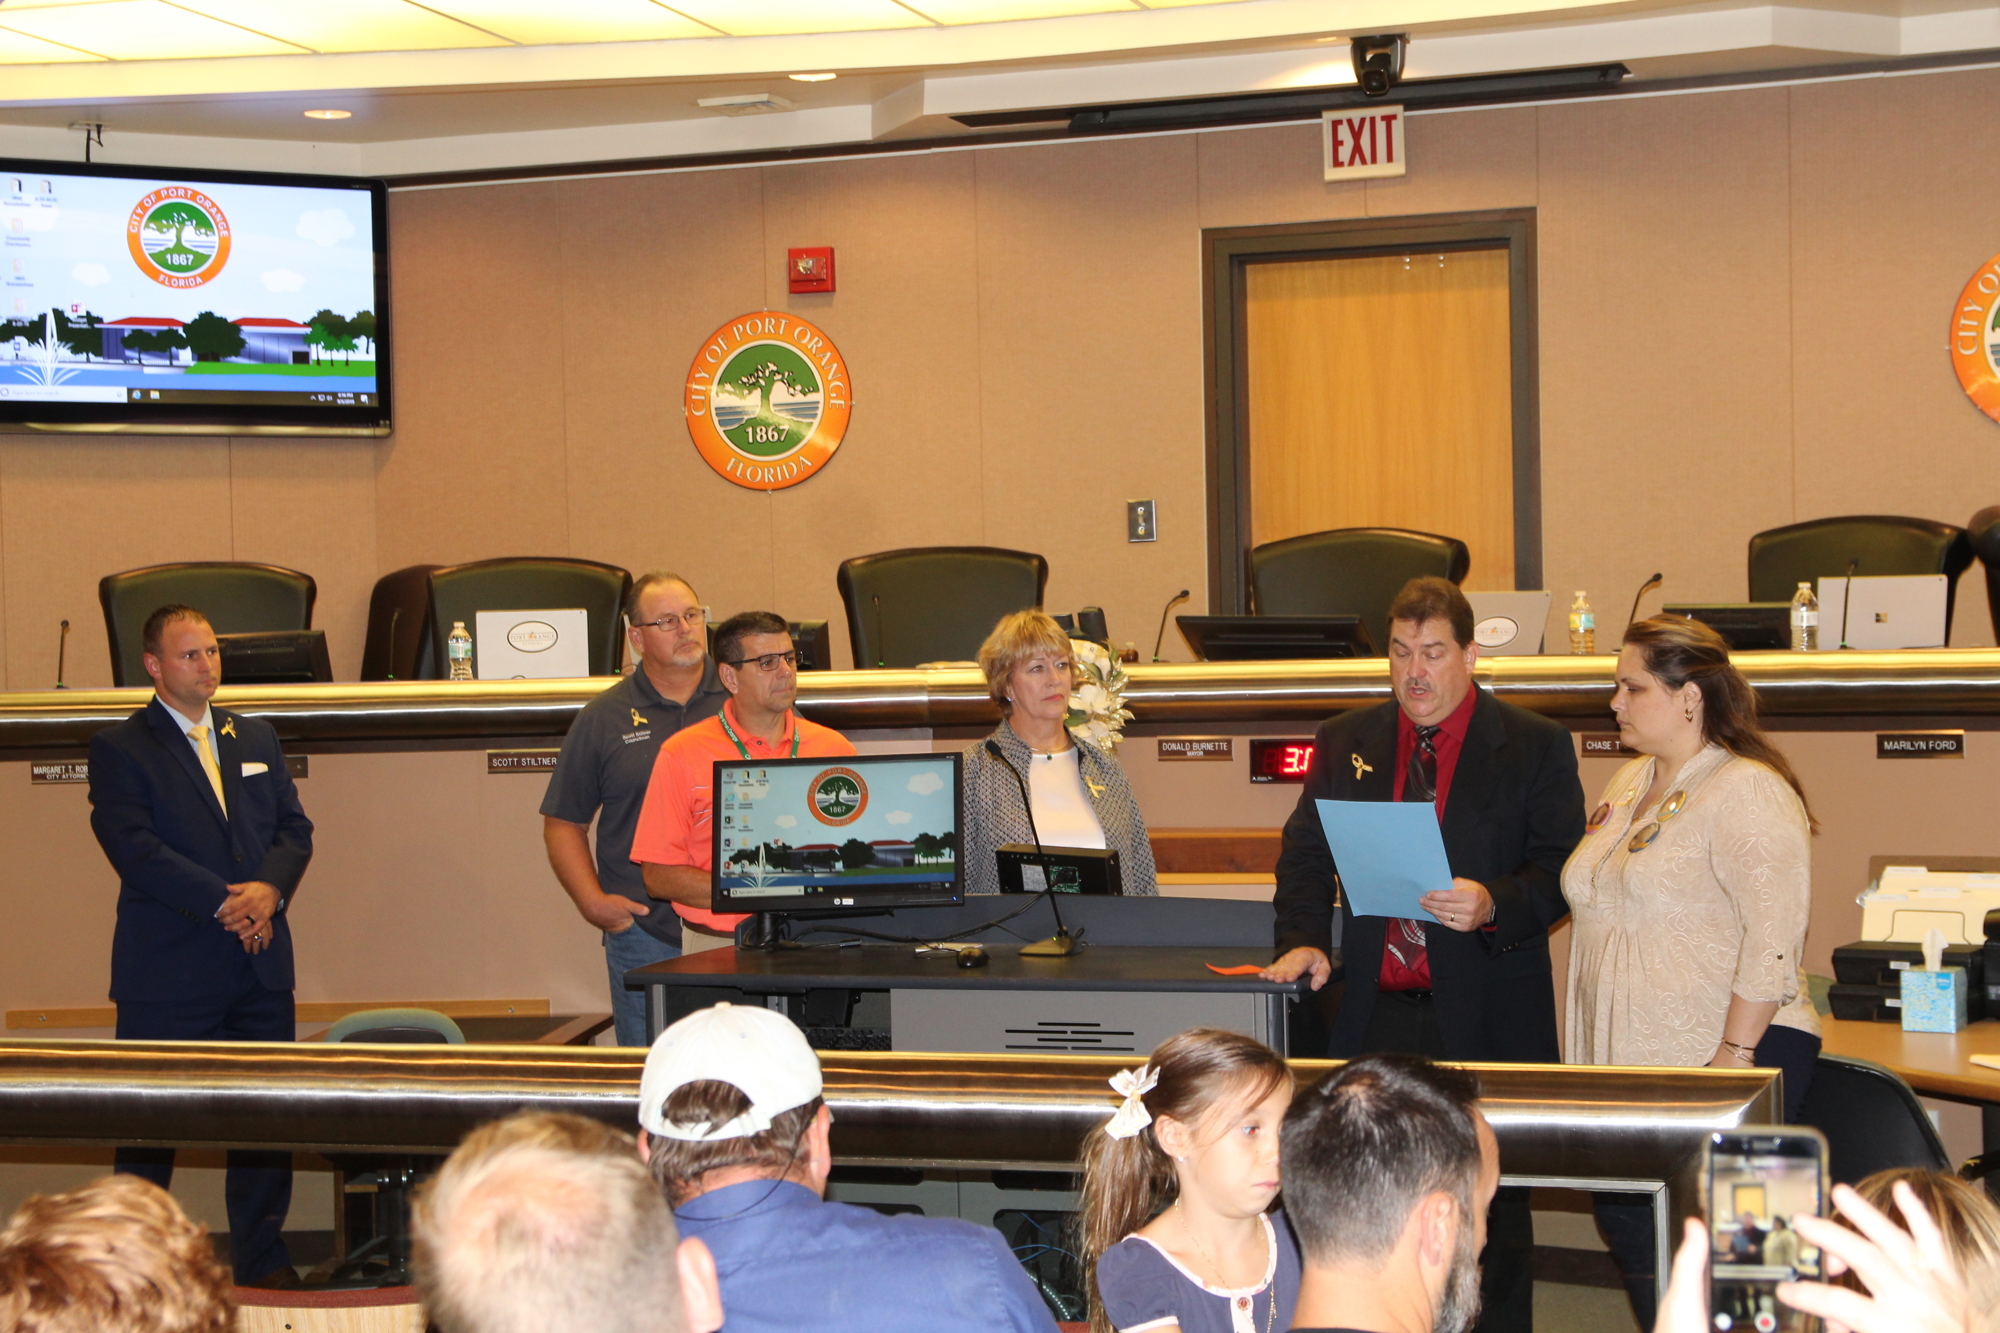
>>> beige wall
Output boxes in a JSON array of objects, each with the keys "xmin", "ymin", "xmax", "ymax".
[{"xmin": 2, "ymin": 67, "xmax": 1997, "ymax": 690}]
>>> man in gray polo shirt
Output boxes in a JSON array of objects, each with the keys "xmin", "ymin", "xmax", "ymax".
[{"xmin": 542, "ymin": 572, "xmax": 726, "ymax": 1044}]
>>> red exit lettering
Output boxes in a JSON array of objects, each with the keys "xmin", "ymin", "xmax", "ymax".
[{"xmin": 1329, "ymin": 113, "xmax": 1398, "ymax": 169}]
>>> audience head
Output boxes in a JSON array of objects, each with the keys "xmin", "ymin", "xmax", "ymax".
[
  {"xmin": 710, "ymin": 611, "xmax": 796, "ymax": 712},
  {"xmin": 1281, "ymin": 1053, "xmax": 1497, "ymax": 1333},
  {"xmin": 0, "ymin": 1173, "xmax": 234, "ymax": 1333},
  {"xmin": 1385, "ymin": 578, "xmax": 1478, "ymax": 726},
  {"xmin": 625, "ymin": 573, "xmax": 706, "ymax": 671},
  {"xmin": 1079, "ymin": 1028, "xmax": 1291, "ymax": 1333},
  {"xmin": 413, "ymin": 1110, "xmax": 719, "ymax": 1333},
  {"xmin": 978, "ymin": 611, "xmax": 1075, "ymax": 717},
  {"xmin": 1619, "ymin": 616, "xmax": 1815, "ymax": 827},
  {"xmin": 640, "ymin": 1002, "xmax": 830, "ymax": 1207},
  {"xmin": 139, "ymin": 605, "xmax": 220, "ymax": 707},
  {"xmin": 1840, "ymin": 1169, "xmax": 2000, "ymax": 1310}
]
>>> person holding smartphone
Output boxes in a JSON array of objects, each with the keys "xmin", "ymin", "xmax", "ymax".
[{"xmin": 1562, "ymin": 616, "xmax": 1821, "ymax": 1325}]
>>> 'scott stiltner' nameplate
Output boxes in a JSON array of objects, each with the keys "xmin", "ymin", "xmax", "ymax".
[
  {"xmin": 30, "ymin": 762, "xmax": 87, "ymax": 784},
  {"xmin": 488, "ymin": 749, "xmax": 560, "ymax": 773},
  {"xmin": 1877, "ymin": 731, "xmax": 1965, "ymax": 758},
  {"xmin": 1158, "ymin": 738, "xmax": 1234, "ymax": 761}
]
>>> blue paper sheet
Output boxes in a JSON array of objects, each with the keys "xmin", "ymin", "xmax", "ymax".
[{"xmin": 1315, "ymin": 799, "xmax": 1454, "ymax": 918}]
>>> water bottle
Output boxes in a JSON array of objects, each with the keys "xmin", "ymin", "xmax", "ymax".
[
  {"xmin": 447, "ymin": 621, "xmax": 473, "ymax": 680},
  {"xmin": 1790, "ymin": 582, "xmax": 1819, "ymax": 651},
  {"xmin": 1567, "ymin": 591, "xmax": 1596, "ymax": 655}
]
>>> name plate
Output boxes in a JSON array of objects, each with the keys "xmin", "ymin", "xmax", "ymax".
[
  {"xmin": 29, "ymin": 761, "xmax": 87, "ymax": 784},
  {"xmin": 1877, "ymin": 731, "xmax": 1965, "ymax": 758},
  {"xmin": 488, "ymin": 749, "xmax": 560, "ymax": 774},
  {"xmin": 1580, "ymin": 733, "xmax": 1637, "ymax": 757},
  {"xmin": 1158, "ymin": 737, "xmax": 1234, "ymax": 761}
]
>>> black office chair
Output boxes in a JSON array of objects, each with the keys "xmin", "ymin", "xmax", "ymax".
[
  {"xmin": 99, "ymin": 562, "xmax": 316, "ymax": 687},
  {"xmin": 1966, "ymin": 507, "xmax": 2000, "ymax": 642},
  {"xmin": 359, "ymin": 564, "xmax": 440, "ymax": 681},
  {"xmin": 312, "ymin": 1009, "xmax": 464, "ymax": 1288},
  {"xmin": 1747, "ymin": 516, "xmax": 1974, "ymax": 636},
  {"xmin": 420, "ymin": 557, "xmax": 632, "ymax": 679},
  {"xmin": 838, "ymin": 546, "xmax": 1048, "ymax": 669},
  {"xmin": 1248, "ymin": 528, "xmax": 1470, "ymax": 659},
  {"xmin": 1796, "ymin": 1053, "xmax": 1949, "ymax": 1187}
]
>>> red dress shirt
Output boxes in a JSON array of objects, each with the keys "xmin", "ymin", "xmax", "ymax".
[{"xmin": 1378, "ymin": 687, "xmax": 1478, "ymax": 991}]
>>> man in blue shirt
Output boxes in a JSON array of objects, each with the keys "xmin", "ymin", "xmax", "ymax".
[{"xmin": 637, "ymin": 1004, "xmax": 1058, "ymax": 1333}]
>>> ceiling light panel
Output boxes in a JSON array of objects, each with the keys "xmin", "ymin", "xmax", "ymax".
[
  {"xmin": 0, "ymin": 0, "xmax": 302, "ymax": 58},
  {"xmin": 905, "ymin": 0, "xmax": 1136, "ymax": 20},
  {"xmin": 668, "ymin": 0, "xmax": 930, "ymax": 37},
  {"xmin": 419, "ymin": 0, "xmax": 718, "ymax": 44},
  {"xmin": 175, "ymin": 0, "xmax": 509, "ymax": 52},
  {"xmin": 0, "ymin": 23, "xmax": 106, "ymax": 62}
]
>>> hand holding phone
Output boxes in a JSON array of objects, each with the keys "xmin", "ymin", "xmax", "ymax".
[{"xmin": 1704, "ymin": 1127, "xmax": 1829, "ymax": 1333}]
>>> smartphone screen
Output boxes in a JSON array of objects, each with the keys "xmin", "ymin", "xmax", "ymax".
[{"xmin": 1706, "ymin": 1129, "xmax": 1826, "ymax": 1333}]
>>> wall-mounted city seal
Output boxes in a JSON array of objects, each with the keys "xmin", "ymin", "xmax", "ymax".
[
  {"xmin": 1951, "ymin": 253, "xmax": 2000, "ymax": 424},
  {"xmin": 685, "ymin": 312, "xmax": 851, "ymax": 491}
]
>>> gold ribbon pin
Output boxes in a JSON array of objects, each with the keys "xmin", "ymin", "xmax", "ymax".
[
  {"xmin": 1351, "ymin": 753, "xmax": 1373, "ymax": 779},
  {"xmin": 220, "ymin": 718, "xmax": 236, "ymax": 739},
  {"xmin": 631, "ymin": 709, "xmax": 647, "ymax": 727}
]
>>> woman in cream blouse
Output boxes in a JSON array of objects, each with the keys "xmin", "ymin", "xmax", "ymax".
[{"xmin": 1565, "ymin": 616, "xmax": 1821, "ymax": 1326}]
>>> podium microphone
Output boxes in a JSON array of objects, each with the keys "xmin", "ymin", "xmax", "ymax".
[
  {"xmin": 1626, "ymin": 573, "xmax": 1662, "ymax": 633},
  {"xmin": 54, "ymin": 619, "xmax": 68, "ymax": 690},
  {"xmin": 1151, "ymin": 589, "xmax": 1191, "ymax": 662},
  {"xmin": 1838, "ymin": 557, "xmax": 1860, "ymax": 649},
  {"xmin": 983, "ymin": 739, "xmax": 1078, "ymax": 958}
]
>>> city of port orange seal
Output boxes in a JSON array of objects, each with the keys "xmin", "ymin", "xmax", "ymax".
[
  {"xmin": 685, "ymin": 312, "xmax": 851, "ymax": 490},
  {"xmin": 1951, "ymin": 252, "xmax": 2000, "ymax": 424}
]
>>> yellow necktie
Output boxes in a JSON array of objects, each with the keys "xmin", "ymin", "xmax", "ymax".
[{"xmin": 189, "ymin": 724, "xmax": 226, "ymax": 813}]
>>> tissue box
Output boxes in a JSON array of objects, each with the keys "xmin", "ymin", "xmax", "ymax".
[{"xmin": 1900, "ymin": 967, "xmax": 1969, "ymax": 1032}]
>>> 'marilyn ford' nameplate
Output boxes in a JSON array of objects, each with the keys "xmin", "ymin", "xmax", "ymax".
[{"xmin": 1877, "ymin": 731, "xmax": 1965, "ymax": 758}]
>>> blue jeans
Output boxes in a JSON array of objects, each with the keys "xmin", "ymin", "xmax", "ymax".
[{"xmin": 605, "ymin": 925, "xmax": 681, "ymax": 1046}]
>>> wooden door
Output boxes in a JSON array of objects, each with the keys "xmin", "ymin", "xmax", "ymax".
[{"xmin": 1244, "ymin": 248, "xmax": 1515, "ymax": 588}]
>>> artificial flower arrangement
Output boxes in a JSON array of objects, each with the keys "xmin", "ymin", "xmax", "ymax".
[{"xmin": 1066, "ymin": 638, "xmax": 1134, "ymax": 751}]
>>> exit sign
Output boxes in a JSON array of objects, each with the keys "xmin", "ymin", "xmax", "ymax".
[{"xmin": 1323, "ymin": 106, "xmax": 1406, "ymax": 181}]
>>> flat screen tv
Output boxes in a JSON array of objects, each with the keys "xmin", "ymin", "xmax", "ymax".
[{"xmin": 0, "ymin": 158, "xmax": 390, "ymax": 436}]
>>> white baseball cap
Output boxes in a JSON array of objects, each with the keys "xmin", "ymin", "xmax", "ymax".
[{"xmin": 638, "ymin": 1003, "xmax": 824, "ymax": 1142}]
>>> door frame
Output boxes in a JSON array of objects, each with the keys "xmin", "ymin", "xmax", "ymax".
[{"xmin": 1201, "ymin": 209, "xmax": 1541, "ymax": 614}]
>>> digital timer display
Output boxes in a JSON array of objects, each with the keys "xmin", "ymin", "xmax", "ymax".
[{"xmin": 1248, "ymin": 738, "xmax": 1316, "ymax": 783}]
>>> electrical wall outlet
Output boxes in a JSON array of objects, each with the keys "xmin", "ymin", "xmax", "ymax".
[{"xmin": 1127, "ymin": 500, "xmax": 1157, "ymax": 542}]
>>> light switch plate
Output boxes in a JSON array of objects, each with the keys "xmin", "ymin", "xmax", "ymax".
[{"xmin": 1127, "ymin": 499, "xmax": 1157, "ymax": 542}]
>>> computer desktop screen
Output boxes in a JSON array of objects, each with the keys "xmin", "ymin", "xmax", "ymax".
[{"xmin": 712, "ymin": 752, "xmax": 963, "ymax": 914}]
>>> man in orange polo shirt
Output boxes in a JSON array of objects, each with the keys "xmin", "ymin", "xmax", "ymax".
[{"xmin": 632, "ymin": 611, "xmax": 855, "ymax": 935}]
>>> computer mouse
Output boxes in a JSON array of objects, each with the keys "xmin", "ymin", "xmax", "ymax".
[{"xmin": 957, "ymin": 945, "xmax": 989, "ymax": 969}]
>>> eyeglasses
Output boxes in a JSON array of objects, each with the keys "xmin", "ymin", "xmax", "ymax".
[
  {"xmin": 635, "ymin": 607, "xmax": 707, "ymax": 632},
  {"xmin": 725, "ymin": 650, "xmax": 798, "ymax": 673},
  {"xmin": 1626, "ymin": 789, "xmax": 1688, "ymax": 852}
]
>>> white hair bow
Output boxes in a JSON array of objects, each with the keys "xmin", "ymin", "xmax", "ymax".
[{"xmin": 1105, "ymin": 1065, "xmax": 1159, "ymax": 1139}]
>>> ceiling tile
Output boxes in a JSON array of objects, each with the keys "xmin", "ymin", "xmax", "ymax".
[
  {"xmin": 0, "ymin": 1, "xmax": 302, "ymax": 58},
  {"xmin": 175, "ymin": 0, "xmax": 510, "ymax": 52},
  {"xmin": 421, "ymin": 0, "xmax": 720, "ymax": 44},
  {"xmin": 667, "ymin": 0, "xmax": 931, "ymax": 37},
  {"xmin": 0, "ymin": 23, "xmax": 106, "ymax": 61}
]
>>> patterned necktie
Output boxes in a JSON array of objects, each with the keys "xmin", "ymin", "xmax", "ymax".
[
  {"xmin": 1387, "ymin": 723, "xmax": 1443, "ymax": 976},
  {"xmin": 189, "ymin": 724, "xmax": 226, "ymax": 814}
]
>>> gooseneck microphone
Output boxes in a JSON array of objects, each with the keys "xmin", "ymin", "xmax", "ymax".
[
  {"xmin": 1838, "ymin": 557, "xmax": 1859, "ymax": 649},
  {"xmin": 1151, "ymin": 589, "xmax": 1191, "ymax": 662},
  {"xmin": 54, "ymin": 619, "xmax": 68, "ymax": 690},
  {"xmin": 983, "ymin": 739, "xmax": 1078, "ymax": 958},
  {"xmin": 1626, "ymin": 573, "xmax": 1662, "ymax": 633},
  {"xmin": 871, "ymin": 595, "xmax": 886, "ymax": 669},
  {"xmin": 385, "ymin": 607, "xmax": 400, "ymax": 681}
]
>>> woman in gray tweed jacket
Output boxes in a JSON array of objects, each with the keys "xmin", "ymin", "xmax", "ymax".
[{"xmin": 960, "ymin": 611, "xmax": 1157, "ymax": 897}]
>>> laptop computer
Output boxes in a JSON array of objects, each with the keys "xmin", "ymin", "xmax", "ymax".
[
  {"xmin": 1661, "ymin": 604, "xmax": 1791, "ymax": 651},
  {"xmin": 1465, "ymin": 591, "xmax": 1552, "ymax": 655},
  {"xmin": 1815, "ymin": 574, "xmax": 1950, "ymax": 649}
]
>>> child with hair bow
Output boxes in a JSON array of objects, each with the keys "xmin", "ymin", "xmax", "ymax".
[{"xmin": 1078, "ymin": 1028, "xmax": 1300, "ymax": 1333}]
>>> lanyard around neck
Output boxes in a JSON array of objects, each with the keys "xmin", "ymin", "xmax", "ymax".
[{"xmin": 718, "ymin": 706, "xmax": 800, "ymax": 759}]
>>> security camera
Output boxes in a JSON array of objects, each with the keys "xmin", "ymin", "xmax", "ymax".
[{"xmin": 1350, "ymin": 34, "xmax": 1408, "ymax": 98}]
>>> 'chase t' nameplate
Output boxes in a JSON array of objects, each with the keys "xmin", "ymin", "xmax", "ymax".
[
  {"xmin": 1877, "ymin": 731, "xmax": 1964, "ymax": 758},
  {"xmin": 1581, "ymin": 734, "xmax": 1637, "ymax": 757}
]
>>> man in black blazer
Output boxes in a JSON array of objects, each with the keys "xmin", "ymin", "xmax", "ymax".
[
  {"xmin": 1264, "ymin": 576, "xmax": 1584, "ymax": 1333},
  {"xmin": 88, "ymin": 603, "xmax": 314, "ymax": 1287}
]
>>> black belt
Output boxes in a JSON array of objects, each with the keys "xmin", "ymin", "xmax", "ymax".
[{"xmin": 1381, "ymin": 988, "xmax": 1434, "ymax": 1002}]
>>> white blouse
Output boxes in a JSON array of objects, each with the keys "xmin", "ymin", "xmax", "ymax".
[{"xmin": 1026, "ymin": 746, "xmax": 1108, "ymax": 850}]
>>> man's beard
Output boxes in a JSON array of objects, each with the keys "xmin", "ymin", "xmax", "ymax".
[{"xmin": 1434, "ymin": 1212, "xmax": 1484, "ymax": 1333}]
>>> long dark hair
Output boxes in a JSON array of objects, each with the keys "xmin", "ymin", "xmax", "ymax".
[
  {"xmin": 1623, "ymin": 616, "xmax": 1817, "ymax": 832},
  {"xmin": 1077, "ymin": 1029, "xmax": 1291, "ymax": 1333}
]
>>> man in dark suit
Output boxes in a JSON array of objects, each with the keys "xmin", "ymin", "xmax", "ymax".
[
  {"xmin": 87, "ymin": 603, "xmax": 314, "ymax": 1287},
  {"xmin": 1263, "ymin": 576, "xmax": 1584, "ymax": 1333}
]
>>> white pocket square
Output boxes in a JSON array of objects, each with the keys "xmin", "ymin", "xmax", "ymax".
[{"xmin": 241, "ymin": 762, "xmax": 269, "ymax": 776}]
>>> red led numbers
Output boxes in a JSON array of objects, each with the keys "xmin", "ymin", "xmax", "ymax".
[{"xmin": 1248, "ymin": 738, "xmax": 1316, "ymax": 784}]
